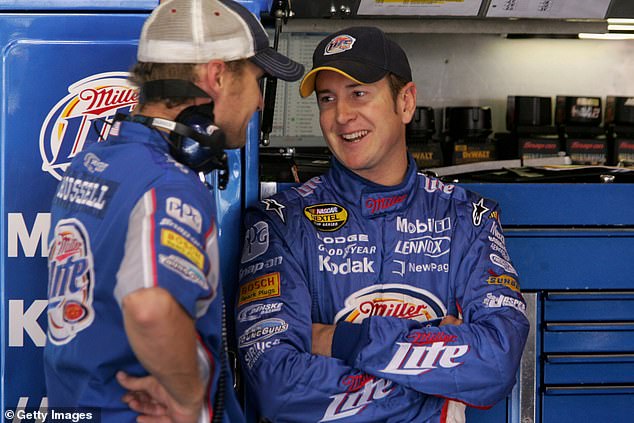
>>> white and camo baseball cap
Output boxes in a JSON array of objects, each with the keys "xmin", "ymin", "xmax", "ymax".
[{"xmin": 138, "ymin": 0, "xmax": 304, "ymax": 81}]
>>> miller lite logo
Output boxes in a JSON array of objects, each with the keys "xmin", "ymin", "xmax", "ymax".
[
  {"xmin": 47, "ymin": 219, "xmax": 96, "ymax": 345},
  {"xmin": 39, "ymin": 72, "xmax": 138, "ymax": 180},
  {"xmin": 324, "ymin": 35, "xmax": 356, "ymax": 55},
  {"xmin": 334, "ymin": 284, "xmax": 446, "ymax": 324}
]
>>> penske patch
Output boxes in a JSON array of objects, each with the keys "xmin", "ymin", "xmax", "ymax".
[
  {"xmin": 487, "ymin": 274, "xmax": 521, "ymax": 292},
  {"xmin": 304, "ymin": 203, "xmax": 348, "ymax": 232},
  {"xmin": 239, "ymin": 272, "xmax": 281, "ymax": 306},
  {"xmin": 160, "ymin": 229, "xmax": 204, "ymax": 269}
]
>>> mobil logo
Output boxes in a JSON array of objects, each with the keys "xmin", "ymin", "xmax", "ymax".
[{"xmin": 39, "ymin": 72, "xmax": 138, "ymax": 180}]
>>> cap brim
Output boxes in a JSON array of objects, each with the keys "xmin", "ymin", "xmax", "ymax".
[
  {"xmin": 299, "ymin": 61, "xmax": 388, "ymax": 98},
  {"xmin": 250, "ymin": 48, "xmax": 305, "ymax": 82}
]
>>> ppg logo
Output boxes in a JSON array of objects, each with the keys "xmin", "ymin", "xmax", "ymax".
[{"xmin": 39, "ymin": 72, "xmax": 138, "ymax": 180}]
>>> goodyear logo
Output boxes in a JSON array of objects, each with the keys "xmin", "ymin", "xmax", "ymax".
[
  {"xmin": 487, "ymin": 274, "xmax": 520, "ymax": 292},
  {"xmin": 160, "ymin": 229, "xmax": 204, "ymax": 269},
  {"xmin": 303, "ymin": 203, "xmax": 348, "ymax": 232},
  {"xmin": 40, "ymin": 72, "xmax": 139, "ymax": 180},
  {"xmin": 239, "ymin": 272, "xmax": 281, "ymax": 306}
]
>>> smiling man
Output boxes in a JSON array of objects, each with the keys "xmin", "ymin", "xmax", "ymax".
[{"xmin": 236, "ymin": 26, "xmax": 529, "ymax": 423}]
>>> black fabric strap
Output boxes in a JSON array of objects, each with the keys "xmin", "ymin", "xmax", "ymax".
[{"xmin": 140, "ymin": 79, "xmax": 210, "ymax": 102}]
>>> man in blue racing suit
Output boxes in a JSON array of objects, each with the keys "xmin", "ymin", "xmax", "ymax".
[
  {"xmin": 236, "ymin": 26, "xmax": 529, "ymax": 422},
  {"xmin": 44, "ymin": 0, "xmax": 303, "ymax": 422}
]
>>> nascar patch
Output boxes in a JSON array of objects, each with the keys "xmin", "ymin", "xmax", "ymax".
[
  {"xmin": 303, "ymin": 203, "xmax": 348, "ymax": 232},
  {"xmin": 160, "ymin": 229, "xmax": 204, "ymax": 269},
  {"xmin": 239, "ymin": 272, "xmax": 281, "ymax": 306}
]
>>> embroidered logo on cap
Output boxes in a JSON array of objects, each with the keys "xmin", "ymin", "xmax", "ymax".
[{"xmin": 324, "ymin": 35, "xmax": 356, "ymax": 55}]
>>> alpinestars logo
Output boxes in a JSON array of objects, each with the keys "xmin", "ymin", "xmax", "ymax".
[
  {"xmin": 40, "ymin": 72, "xmax": 138, "ymax": 180},
  {"xmin": 47, "ymin": 219, "xmax": 95, "ymax": 345}
]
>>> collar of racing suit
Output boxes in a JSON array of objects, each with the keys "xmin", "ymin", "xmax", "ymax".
[
  {"xmin": 327, "ymin": 154, "xmax": 420, "ymax": 218},
  {"xmin": 109, "ymin": 118, "xmax": 172, "ymax": 154}
]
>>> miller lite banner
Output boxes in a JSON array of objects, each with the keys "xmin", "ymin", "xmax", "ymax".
[{"xmin": 0, "ymin": 6, "xmax": 153, "ymax": 417}]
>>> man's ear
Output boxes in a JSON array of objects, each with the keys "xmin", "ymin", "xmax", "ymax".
[
  {"xmin": 202, "ymin": 60, "xmax": 227, "ymax": 97},
  {"xmin": 400, "ymin": 82, "xmax": 417, "ymax": 124}
]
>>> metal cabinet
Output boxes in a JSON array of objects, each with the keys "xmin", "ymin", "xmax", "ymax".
[{"xmin": 463, "ymin": 183, "xmax": 634, "ymax": 423}]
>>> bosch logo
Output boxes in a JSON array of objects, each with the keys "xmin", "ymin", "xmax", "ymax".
[{"xmin": 39, "ymin": 72, "xmax": 138, "ymax": 180}]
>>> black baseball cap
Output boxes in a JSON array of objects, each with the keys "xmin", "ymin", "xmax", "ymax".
[{"xmin": 299, "ymin": 26, "xmax": 412, "ymax": 97}]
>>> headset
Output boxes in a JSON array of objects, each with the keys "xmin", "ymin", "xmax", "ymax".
[{"xmin": 113, "ymin": 79, "xmax": 229, "ymax": 187}]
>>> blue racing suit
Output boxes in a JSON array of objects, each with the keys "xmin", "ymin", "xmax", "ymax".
[
  {"xmin": 44, "ymin": 119, "xmax": 244, "ymax": 422},
  {"xmin": 236, "ymin": 156, "xmax": 529, "ymax": 422}
]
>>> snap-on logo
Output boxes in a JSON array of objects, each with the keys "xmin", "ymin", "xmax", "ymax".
[
  {"xmin": 39, "ymin": 72, "xmax": 138, "ymax": 180},
  {"xmin": 324, "ymin": 35, "xmax": 356, "ymax": 55}
]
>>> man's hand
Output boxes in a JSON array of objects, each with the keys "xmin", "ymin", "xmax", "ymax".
[
  {"xmin": 312, "ymin": 323, "xmax": 336, "ymax": 357},
  {"xmin": 439, "ymin": 315, "xmax": 463, "ymax": 326},
  {"xmin": 117, "ymin": 371, "xmax": 203, "ymax": 423}
]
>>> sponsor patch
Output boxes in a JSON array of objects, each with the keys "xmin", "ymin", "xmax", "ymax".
[
  {"xmin": 483, "ymin": 293, "xmax": 526, "ymax": 315},
  {"xmin": 381, "ymin": 337, "xmax": 469, "ymax": 376},
  {"xmin": 490, "ymin": 254, "xmax": 518, "ymax": 276},
  {"xmin": 52, "ymin": 171, "xmax": 117, "ymax": 218},
  {"xmin": 47, "ymin": 219, "xmax": 95, "ymax": 345},
  {"xmin": 364, "ymin": 194, "xmax": 407, "ymax": 215},
  {"xmin": 243, "ymin": 338, "xmax": 280, "ymax": 369},
  {"xmin": 238, "ymin": 318, "xmax": 289, "ymax": 347},
  {"xmin": 293, "ymin": 176, "xmax": 322, "ymax": 197},
  {"xmin": 261, "ymin": 198, "xmax": 286, "ymax": 223},
  {"xmin": 472, "ymin": 198, "xmax": 490, "ymax": 227},
  {"xmin": 166, "ymin": 197, "xmax": 202, "ymax": 233},
  {"xmin": 158, "ymin": 217, "xmax": 202, "ymax": 249},
  {"xmin": 238, "ymin": 272, "xmax": 281, "ymax": 306},
  {"xmin": 237, "ymin": 302, "xmax": 283, "ymax": 323},
  {"xmin": 423, "ymin": 177, "xmax": 455, "ymax": 194},
  {"xmin": 334, "ymin": 284, "xmax": 446, "ymax": 324},
  {"xmin": 319, "ymin": 256, "xmax": 374, "ymax": 275},
  {"xmin": 304, "ymin": 203, "xmax": 348, "ymax": 232},
  {"xmin": 321, "ymin": 377, "xmax": 393, "ymax": 422},
  {"xmin": 394, "ymin": 235, "xmax": 450, "ymax": 258},
  {"xmin": 83, "ymin": 153, "xmax": 109, "ymax": 173},
  {"xmin": 158, "ymin": 253, "xmax": 208, "ymax": 289},
  {"xmin": 487, "ymin": 274, "xmax": 521, "ymax": 292},
  {"xmin": 396, "ymin": 216, "xmax": 451, "ymax": 234},
  {"xmin": 241, "ymin": 221, "xmax": 269, "ymax": 263},
  {"xmin": 160, "ymin": 229, "xmax": 204, "ymax": 269},
  {"xmin": 239, "ymin": 255, "xmax": 283, "ymax": 279},
  {"xmin": 392, "ymin": 259, "xmax": 449, "ymax": 276}
]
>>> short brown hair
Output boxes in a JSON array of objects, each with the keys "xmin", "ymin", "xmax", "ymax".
[
  {"xmin": 387, "ymin": 73, "xmax": 409, "ymax": 112},
  {"xmin": 129, "ymin": 59, "xmax": 249, "ymax": 108}
]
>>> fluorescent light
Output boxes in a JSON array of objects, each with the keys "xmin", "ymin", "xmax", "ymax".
[
  {"xmin": 607, "ymin": 24, "xmax": 634, "ymax": 31},
  {"xmin": 607, "ymin": 18, "xmax": 634, "ymax": 25},
  {"xmin": 579, "ymin": 33, "xmax": 634, "ymax": 40}
]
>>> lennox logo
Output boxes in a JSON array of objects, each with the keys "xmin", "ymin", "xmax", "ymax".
[{"xmin": 40, "ymin": 72, "xmax": 138, "ymax": 180}]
